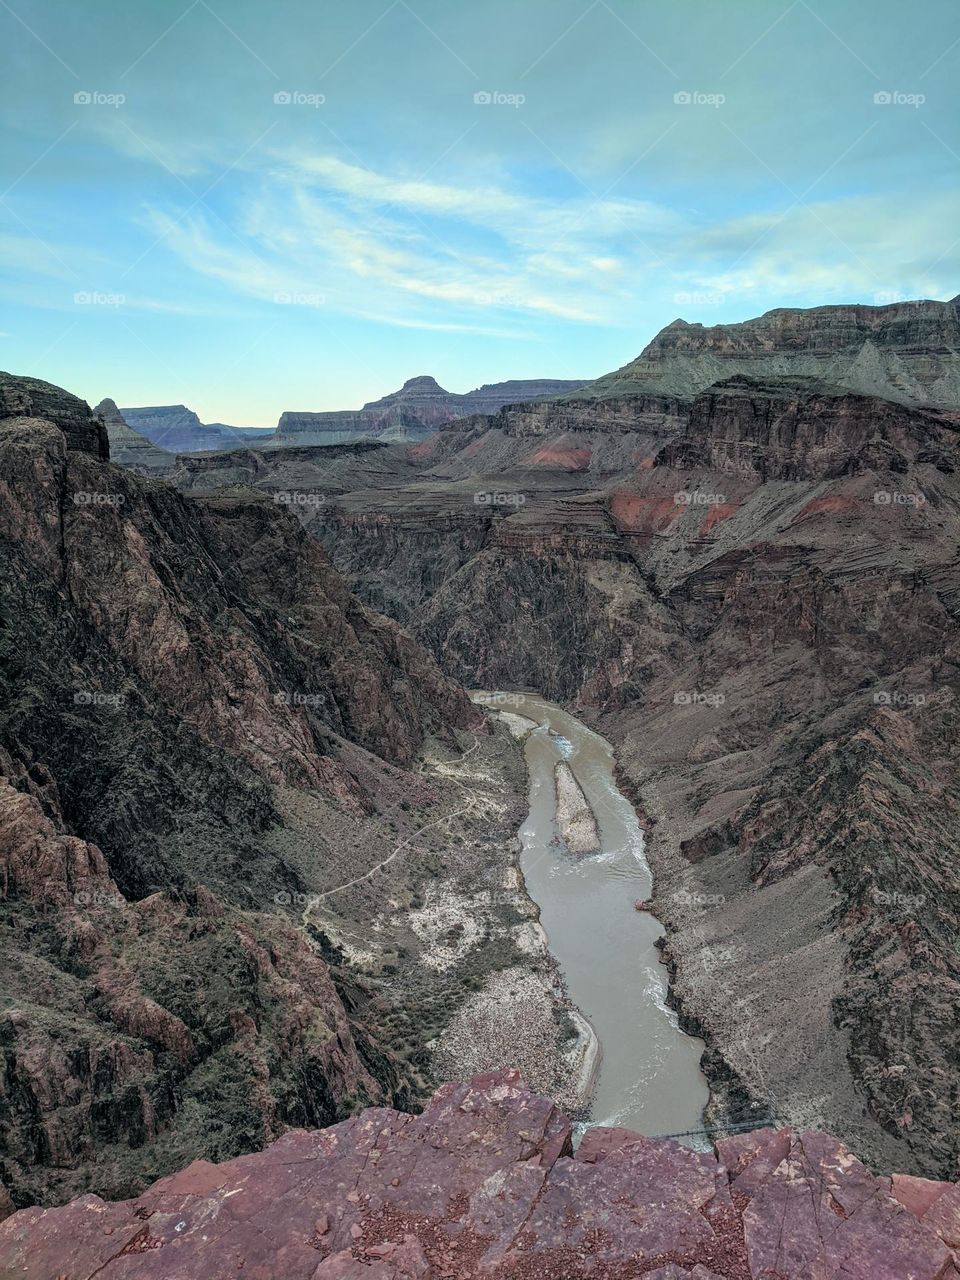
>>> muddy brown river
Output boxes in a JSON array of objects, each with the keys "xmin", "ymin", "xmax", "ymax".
[{"xmin": 480, "ymin": 692, "xmax": 709, "ymax": 1143}]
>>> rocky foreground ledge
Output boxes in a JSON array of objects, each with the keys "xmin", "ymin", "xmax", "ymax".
[{"xmin": 3, "ymin": 1071, "xmax": 959, "ymax": 1280}]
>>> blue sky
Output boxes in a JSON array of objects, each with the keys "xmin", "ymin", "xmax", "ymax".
[{"xmin": 1, "ymin": 0, "xmax": 958, "ymax": 424}]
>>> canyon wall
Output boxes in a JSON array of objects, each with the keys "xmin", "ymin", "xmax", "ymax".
[{"xmin": 0, "ymin": 374, "xmax": 539, "ymax": 1211}]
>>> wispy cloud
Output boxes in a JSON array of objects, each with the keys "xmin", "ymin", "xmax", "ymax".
[{"xmin": 136, "ymin": 149, "xmax": 683, "ymax": 331}]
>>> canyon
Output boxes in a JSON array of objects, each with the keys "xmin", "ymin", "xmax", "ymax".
[
  {"xmin": 168, "ymin": 294, "xmax": 960, "ymax": 1186},
  {"xmin": 113, "ymin": 375, "xmax": 589, "ymax": 459},
  {"xmin": 2, "ymin": 292, "xmax": 960, "ymax": 1276}
]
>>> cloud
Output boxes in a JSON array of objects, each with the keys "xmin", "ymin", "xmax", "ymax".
[{"xmin": 137, "ymin": 149, "xmax": 684, "ymax": 330}]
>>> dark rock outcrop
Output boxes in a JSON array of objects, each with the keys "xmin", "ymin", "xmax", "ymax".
[
  {"xmin": 1, "ymin": 371, "xmax": 108, "ymax": 459},
  {"xmin": 3, "ymin": 1070, "xmax": 959, "ymax": 1278}
]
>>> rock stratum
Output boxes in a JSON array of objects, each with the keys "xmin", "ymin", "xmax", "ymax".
[
  {"xmin": 274, "ymin": 375, "xmax": 589, "ymax": 446},
  {"xmin": 118, "ymin": 403, "xmax": 274, "ymax": 453},
  {"xmin": 93, "ymin": 399, "xmax": 176, "ymax": 475},
  {"xmin": 571, "ymin": 295, "xmax": 960, "ymax": 406},
  {"xmin": 3, "ymin": 1070, "xmax": 960, "ymax": 1279}
]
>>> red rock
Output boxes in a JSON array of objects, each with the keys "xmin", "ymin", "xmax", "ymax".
[
  {"xmin": 891, "ymin": 1172, "xmax": 950, "ymax": 1219},
  {"xmin": 3, "ymin": 1072, "xmax": 955, "ymax": 1279}
]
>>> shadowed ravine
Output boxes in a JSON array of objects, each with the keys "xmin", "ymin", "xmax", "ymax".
[{"xmin": 476, "ymin": 691, "xmax": 710, "ymax": 1143}]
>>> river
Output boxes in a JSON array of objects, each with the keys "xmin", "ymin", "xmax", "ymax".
[{"xmin": 477, "ymin": 691, "xmax": 710, "ymax": 1143}]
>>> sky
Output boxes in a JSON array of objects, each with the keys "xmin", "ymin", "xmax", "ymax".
[{"xmin": 1, "ymin": 0, "xmax": 958, "ymax": 425}]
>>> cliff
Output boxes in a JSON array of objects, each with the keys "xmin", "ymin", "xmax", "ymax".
[
  {"xmin": 3, "ymin": 1070, "xmax": 959, "ymax": 1279},
  {"xmin": 182, "ymin": 339, "xmax": 960, "ymax": 1182},
  {"xmin": 118, "ymin": 404, "xmax": 274, "ymax": 453},
  {"xmin": 0, "ymin": 372, "xmax": 489, "ymax": 1209},
  {"xmin": 94, "ymin": 398, "xmax": 176, "ymax": 475},
  {"xmin": 574, "ymin": 296, "xmax": 960, "ymax": 407},
  {"xmin": 274, "ymin": 375, "xmax": 590, "ymax": 446}
]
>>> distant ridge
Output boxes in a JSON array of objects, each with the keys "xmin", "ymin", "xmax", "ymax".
[
  {"xmin": 570, "ymin": 294, "xmax": 960, "ymax": 407},
  {"xmin": 119, "ymin": 403, "xmax": 275, "ymax": 453},
  {"xmin": 275, "ymin": 374, "xmax": 589, "ymax": 446}
]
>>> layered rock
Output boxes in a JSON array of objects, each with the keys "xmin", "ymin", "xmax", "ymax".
[
  {"xmin": 194, "ymin": 329, "xmax": 960, "ymax": 1180},
  {"xmin": 0, "ymin": 372, "xmax": 493, "ymax": 1209},
  {"xmin": 1, "ymin": 370, "xmax": 108, "ymax": 459},
  {"xmin": 118, "ymin": 404, "xmax": 274, "ymax": 453},
  {"xmin": 94, "ymin": 399, "xmax": 176, "ymax": 475},
  {"xmin": 3, "ymin": 1070, "xmax": 959, "ymax": 1279},
  {"xmin": 274, "ymin": 375, "xmax": 590, "ymax": 447},
  {"xmin": 574, "ymin": 295, "xmax": 960, "ymax": 407}
]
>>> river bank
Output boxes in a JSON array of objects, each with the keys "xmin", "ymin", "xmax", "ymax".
[{"xmin": 301, "ymin": 709, "xmax": 598, "ymax": 1113}]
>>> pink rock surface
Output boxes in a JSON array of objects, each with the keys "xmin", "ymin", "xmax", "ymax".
[{"xmin": 2, "ymin": 1070, "xmax": 957, "ymax": 1279}]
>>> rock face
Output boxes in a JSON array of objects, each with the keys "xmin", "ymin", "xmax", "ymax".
[
  {"xmin": 3, "ymin": 1070, "xmax": 960, "ymax": 1279},
  {"xmin": 118, "ymin": 404, "xmax": 274, "ymax": 452},
  {"xmin": 0, "ymin": 372, "xmax": 485, "ymax": 1208},
  {"xmin": 1, "ymin": 370, "xmax": 108, "ymax": 459},
  {"xmin": 274, "ymin": 375, "xmax": 589, "ymax": 446},
  {"xmin": 94, "ymin": 399, "xmax": 176, "ymax": 475},
  {"xmin": 572, "ymin": 296, "xmax": 960, "ymax": 406}
]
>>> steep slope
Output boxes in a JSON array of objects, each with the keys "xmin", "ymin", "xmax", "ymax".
[
  {"xmin": 4, "ymin": 1071, "xmax": 960, "ymax": 1279},
  {"xmin": 119, "ymin": 404, "xmax": 274, "ymax": 452},
  {"xmin": 572, "ymin": 295, "xmax": 960, "ymax": 407},
  {"xmin": 94, "ymin": 398, "xmax": 176, "ymax": 475},
  {"xmin": 0, "ymin": 374, "xmax": 567, "ymax": 1211}
]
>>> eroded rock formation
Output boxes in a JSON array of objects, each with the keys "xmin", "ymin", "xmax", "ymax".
[
  {"xmin": 274, "ymin": 374, "xmax": 589, "ymax": 446},
  {"xmin": 0, "ymin": 373, "xmax": 499, "ymax": 1209},
  {"xmin": 573, "ymin": 295, "xmax": 960, "ymax": 406},
  {"xmin": 3, "ymin": 1071, "xmax": 959, "ymax": 1279}
]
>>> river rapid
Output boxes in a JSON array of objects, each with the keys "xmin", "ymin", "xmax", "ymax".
[{"xmin": 477, "ymin": 691, "xmax": 710, "ymax": 1143}]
